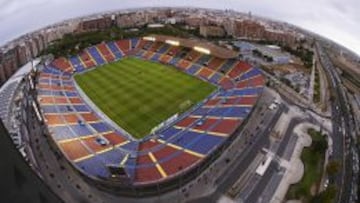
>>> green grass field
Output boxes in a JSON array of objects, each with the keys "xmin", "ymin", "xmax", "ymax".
[
  {"xmin": 286, "ymin": 129, "xmax": 327, "ymax": 202},
  {"xmin": 74, "ymin": 57, "xmax": 216, "ymax": 138}
]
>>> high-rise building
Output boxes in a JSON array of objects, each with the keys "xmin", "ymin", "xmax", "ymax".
[
  {"xmin": 75, "ymin": 16, "xmax": 113, "ymax": 33},
  {"xmin": 199, "ymin": 25, "xmax": 226, "ymax": 38}
]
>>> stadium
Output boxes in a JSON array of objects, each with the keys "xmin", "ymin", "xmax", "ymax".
[
  {"xmin": 19, "ymin": 34, "xmax": 266, "ymax": 196},
  {"xmin": 2, "ymin": 3, "xmax": 360, "ymax": 203}
]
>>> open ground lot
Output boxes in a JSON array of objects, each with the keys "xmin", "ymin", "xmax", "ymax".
[{"xmin": 75, "ymin": 57, "xmax": 216, "ymax": 138}]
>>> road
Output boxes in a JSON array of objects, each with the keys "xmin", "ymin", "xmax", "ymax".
[
  {"xmin": 244, "ymin": 161, "xmax": 280, "ymax": 203},
  {"xmin": 275, "ymin": 117, "xmax": 304, "ymax": 158},
  {"xmin": 316, "ymin": 43, "xmax": 357, "ymax": 203}
]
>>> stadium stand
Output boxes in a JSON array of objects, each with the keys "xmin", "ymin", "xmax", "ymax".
[
  {"xmin": 107, "ymin": 41, "xmax": 124, "ymax": 59},
  {"xmin": 79, "ymin": 52, "xmax": 96, "ymax": 68},
  {"xmin": 51, "ymin": 57, "xmax": 73, "ymax": 72},
  {"xmin": 40, "ymin": 37, "xmax": 265, "ymax": 186},
  {"xmin": 157, "ymin": 43, "xmax": 171, "ymax": 54},
  {"xmin": 130, "ymin": 38, "xmax": 140, "ymax": 49},
  {"xmin": 69, "ymin": 56, "xmax": 86, "ymax": 72},
  {"xmin": 116, "ymin": 40, "xmax": 130, "ymax": 54},
  {"xmin": 97, "ymin": 43, "xmax": 116, "ymax": 62}
]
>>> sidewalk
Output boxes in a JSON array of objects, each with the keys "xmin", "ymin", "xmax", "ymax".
[{"xmin": 270, "ymin": 123, "xmax": 319, "ymax": 203}]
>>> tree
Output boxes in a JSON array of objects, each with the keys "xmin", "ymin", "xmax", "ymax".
[
  {"xmin": 252, "ymin": 49, "xmax": 261, "ymax": 56},
  {"xmin": 311, "ymin": 184, "xmax": 336, "ymax": 203},
  {"xmin": 326, "ymin": 160, "xmax": 340, "ymax": 176},
  {"xmin": 313, "ymin": 138, "xmax": 328, "ymax": 153},
  {"xmin": 329, "ymin": 94, "xmax": 335, "ymax": 102}
]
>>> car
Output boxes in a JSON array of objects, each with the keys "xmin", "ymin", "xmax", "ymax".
[
  {"xmin": 196, "ymin": 120, "xmax": 204, "ymax": 126},
  {"xmin": 95, "ymin": 137, "xmax": 108, "ymax": 146},
  {"xmin": 78, "ymin": 119, "xmax": 85, "ymax": 126},
  {"xmin": 324, "ymin": 179, "xmax": 329, "ymax": 188},
  {"xmin": 328, "ymin": 148, "xmax": 333, "ymax": 156},
  {"xmin": 268, "ymin": 103, "xmax": 277, "ymax": 110}
]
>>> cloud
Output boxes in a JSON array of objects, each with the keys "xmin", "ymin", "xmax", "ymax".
[
  {"xmin": 0, "ymin": 0, "xmax": 359, "ymax": 55},
  {"xmin": 0, "ymin": 0, "xmax": 49, "ymax": 20}
]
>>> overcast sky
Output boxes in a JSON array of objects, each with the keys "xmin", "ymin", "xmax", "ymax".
[{"xmin": 0, "ymin": 0, "xmax": 359, "ymax": 55}]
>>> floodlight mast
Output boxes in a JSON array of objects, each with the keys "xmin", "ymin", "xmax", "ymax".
[
  {"xmin": 165, "ymin": 40, "xmax": 180, "ymax": 46},
  {"xmin": 143, "ymin": 36, "xmax": 156, "ymax": 41},
  {"xmin": 193, "ymin": 46, "xmax": 210, "ymax": 55}
]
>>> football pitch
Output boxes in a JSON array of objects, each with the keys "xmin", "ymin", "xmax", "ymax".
[{"xmin": 74, "ymin": 57, "xmax": 216, "ymax": 139}]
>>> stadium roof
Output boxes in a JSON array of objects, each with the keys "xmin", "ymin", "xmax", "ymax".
[{"xmin": 146, "ymin": 34, "xmax": 239, "ymax": 59}]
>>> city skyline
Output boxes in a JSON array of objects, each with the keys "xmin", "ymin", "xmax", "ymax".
[{"xmin": 0, "ymin": 0, "xmax": 359, "ymax": 56}]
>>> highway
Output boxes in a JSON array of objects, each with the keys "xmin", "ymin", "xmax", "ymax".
[{"xmin": 316, "ymin": 43, "xmax": 358, "ymax": 203}]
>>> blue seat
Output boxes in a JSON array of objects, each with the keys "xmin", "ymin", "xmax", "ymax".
[
  {"xmin": 42, "ymin": 105, "xmax": 72, "ymax": 113},
  {"xmin": 42, "ymin": 68, "xmax": 52, "ymax": 74},
  {"xmin": 209, "ymin": 72, "xmax": 222, "ymax": 84},
  {"xmin": 90, "ymin": 122, "xmax": 112, "ymax": 133},
  {"xmin": 239, "ymin": 68, "xmax": 261, "ymax": 81},
  {"xmin": 186, "ymin": 64, "xmax": 201, "ymax": 75},
  {"xmin": 98, "ymin": 149, "xmax": 126, "ymax": 165},
  {"xmin": 65, "ymin": 91, "xmax": 78, "ymax": 97},
  {"xmin": 50, "ymin": 79, "xmax": 61, "ymax": 84},
  {"xmin": 217, "ymin": 87, "xmax": 262, "ymax": 97},
  {"xmin": 39, "ymin": 78, "xmax": 50, "ymax": 84},
  {"xmin": 69, "ymin": 56, "xmax": 85, "ymax": 72},
  {"xmin": 107, "ymin": 42, "xmax": 123, "ymax": 59},
  {"xmin": 123, "ymin": 155, "xmax": 137, "ymax": 179},
  {"xmin": 77, "ymin": 157, "xmax": 110, "ymax": 178},
  {"xmin": 135, "ymin": 50, "xmax": 145, "ymax": 57},
  {"xmin": 219, "ymin": 59, "xmax": 237, "ymax": 73},
  {"xmin": 130, "ymin": 38, "xmax": 139, "ymax": 49},
  {"xmin": 143, "ymin": 41, "xmax": 153, "ymax": 50},
  {"xmin": 38, "ymin": 89, "xmax": 52, "ymax": 96},
  {"xmin": 197, "ymin": 54, "xmax": 212, "ymax": 64},
  {"xmin": 62, "ymin": 81, "xmax": 73, "ymax": 86},
  {"xmin": 205, "ymin": 107, "xmax": 227, "ymax": 117},
  {"xmin": 70, "ymin": 124, "xmax": 93, "ymax": 136},
  {"xmin": 157, "ymin": 44, "xmax": 170, "ymax": 54},
  {"xmin": 150, "ymin": 53, "xmax": 161, "ymax": 61},
  {"xmin": 73, "ymin": 105, "xmax": 90, "ymax": 112},
  {"xmin": 62, "ymin": 72, "xmax": 72, "ymax": 78},
  {"xmin": 58, "ymin": 90, "xmax": 69, "ymax": 97},
  {"xmin": 218, "ymin": 90, "xmax": 234, "ymax": 97},
  {"xmin": 159, "ymin": 127, "xmax": 182, "ymax": 140},
  {"xmin": 43, "ymin": 67, "xmax": 60, "ymax": 74},
  {"xmin": 169, "ymin": 57, "xmax": 181, "ymax": 65},
  {"xmin": 187, "ymin": 134, "xmax": 224, "ymax": 154},
  {"xmin": 206, "ymin": 106, "xmax": 251, "ymax": 118},
  {"xmin": 192, "ymin": 108, "xmax": 210, "ymax": 116},
  {"xmin": 169, "ymin": 131, "xmax": 203, "ymax": 149},
  {"xmin": 232, "ymin": 87, "xmax": 263, "ymax": 96},
  {"xmin": 88, "ymin": 47, "xmax": 106, "ymax": 65},
  {"xmin": 51, "ymin": 126, "xmax": 76, "ymax": 140},
  {"xmin": 226, "ymin": 106, "xmax": 251, "ymax": 117},
  {"xmin": 121, "ymin": 141, "xmax": 138, "ymax": 151}
]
